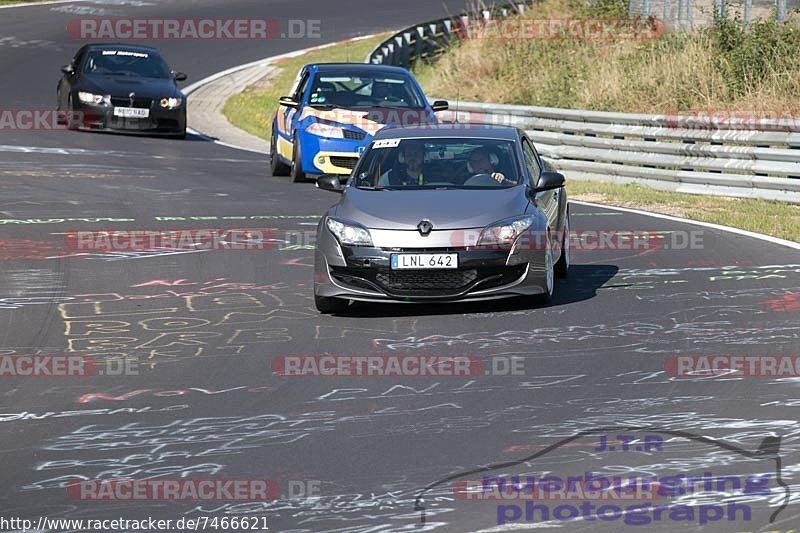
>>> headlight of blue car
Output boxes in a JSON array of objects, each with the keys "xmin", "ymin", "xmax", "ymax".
[{"xmin": 307, "ymin": 122, "xmax": 346, "ymax": 139}]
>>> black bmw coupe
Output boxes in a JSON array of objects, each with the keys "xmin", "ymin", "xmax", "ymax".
[{"xmin": 57, "ymin": 43, "xmax": 188, "ymax": 138}]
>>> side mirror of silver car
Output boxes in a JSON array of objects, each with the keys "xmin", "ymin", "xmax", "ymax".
[
  {"xmin": 316, "ymin": 174, "xmax": 344, "ymax": 193},
  {"xmin": 533, "ymin": 171, "xmax": 565, "ymax": 192}
]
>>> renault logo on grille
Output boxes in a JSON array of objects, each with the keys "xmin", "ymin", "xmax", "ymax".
[
  {"xmin": 417, "ymin": 220, "xmax": 433, "ymax": 236},
  {"xmin": 129, "ymin": 92, "xmax": 136, "ymax": 106}
]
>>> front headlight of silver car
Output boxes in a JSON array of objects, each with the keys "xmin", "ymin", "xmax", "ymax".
[
  {"xmin": 326, "ymin": 218, "xmax": 373, "ymax": 246},
  {"xmin": 477, "ymin": 215, "xmax": 537, "ymax": 247}
]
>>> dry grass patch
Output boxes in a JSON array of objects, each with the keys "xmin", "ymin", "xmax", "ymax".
[{"xmin": 414, "ymin": 0, "xmax": 800, "ymax": 113}]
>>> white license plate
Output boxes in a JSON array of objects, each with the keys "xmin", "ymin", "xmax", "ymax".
[
  {"xmin": 113, "ymin": 107, "xmax": 149, "ymax": 118},
  {"xmin": 391, "ymin": 253, "xmax": 458, "ymax": 270}
]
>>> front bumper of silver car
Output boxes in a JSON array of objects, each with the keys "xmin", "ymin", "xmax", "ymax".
[{"xmin": 314, "ymin": 226, "xmax": 551, "ymax": 303}]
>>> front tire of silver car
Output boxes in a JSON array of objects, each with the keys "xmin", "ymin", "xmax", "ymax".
[
  {"xmin": 534, "ymin": 232, "xmax": 555, "ymax": 305},
  {"xmin": 315, "ymin": 294, "xmax": 348, "ymax": 314},
  {"xmin": 554, "ymin": 212, "xmax": 570, "ymax": 279}
]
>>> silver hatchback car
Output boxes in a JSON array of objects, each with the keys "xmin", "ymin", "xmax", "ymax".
[{"xmin": 313, "ymin": 125, "xmax": 570, "ymax": 313}]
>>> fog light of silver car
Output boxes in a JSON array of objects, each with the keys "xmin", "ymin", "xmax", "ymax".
[
  {"xmin": 326, "ymin": 217, "xmax": 373, "ymax": 247},
  {"xmin": 160, "ymin": 97, "xmax": 182, "ymax": 109}
]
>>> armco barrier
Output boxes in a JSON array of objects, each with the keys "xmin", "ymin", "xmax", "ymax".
[
  {"xmin": 366, "ymin": 3, "xmax": 532, "ymax": 68},
  {"xmin": 366, "ymin": 7, "xmax": 800, "ymax": 202}
]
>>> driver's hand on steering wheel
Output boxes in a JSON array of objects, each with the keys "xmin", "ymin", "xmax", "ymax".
[{"xmin": 491, "ymin": 172, "xmax": 507, "ymax": 183}]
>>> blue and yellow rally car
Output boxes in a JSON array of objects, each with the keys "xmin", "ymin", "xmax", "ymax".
[{"xmin": 270, "ymin": 63, "xmax": 448, "ymax": 182}]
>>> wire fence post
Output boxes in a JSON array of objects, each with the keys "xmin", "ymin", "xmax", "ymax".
[
  {"xmin": 776, "ymin": 0, "xmax": 787, "ymax": 23},
  {"xmin": 743, "ymin": 0, "xmax": 752, "ymax": 28},
  {"xmin": 676, "ymin": 0, "xmax": 687, "ymax": 30},
  {"xmin": 628, "ymin": 0, "xmax": 650, "ymax": 17},
  {"xmin": 714, "ymin": 0, "xmax": 726, "ymax": 19}
]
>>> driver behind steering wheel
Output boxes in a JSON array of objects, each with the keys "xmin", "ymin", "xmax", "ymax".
[
  {"xmin": 372, "ymin": 81, "xmax": 394, "ymax": 102},
  {"xmin": 378, "ymin": 141, "xmax": 426, "ymax": 186},
  {"xmin": 468, "ymin": 147, "xmax": 509, "ymax": 184}
]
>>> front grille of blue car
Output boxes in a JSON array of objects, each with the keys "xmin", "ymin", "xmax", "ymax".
[
  {"xmin": 343, "ymin": 130, "xmax": 366, "ymax": 140},
  {"xmin": 330, "ymin": 156, "xmax": 358, "ymax": 170}
]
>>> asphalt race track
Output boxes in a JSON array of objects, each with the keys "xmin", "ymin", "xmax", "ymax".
[{"xmin": 1, "ymin": 1, "xmax": 799, "ymax": 531}]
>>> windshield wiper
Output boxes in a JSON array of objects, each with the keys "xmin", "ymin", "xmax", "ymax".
[{"xmin": 308, "ymin": 103, "xmax": 334, "ymax": 109}]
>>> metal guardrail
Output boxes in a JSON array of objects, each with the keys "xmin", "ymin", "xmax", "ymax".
[
  {"xmin": 366, "ymin": 2, "xmax": 532, "ymax": 68},
  {"xmin": 440, "ymin": 102, "xmax": 800, "ymax": 202},
  {"xmin": 366, "ymin": 5, "xmax": 800, "ymax": 202}
]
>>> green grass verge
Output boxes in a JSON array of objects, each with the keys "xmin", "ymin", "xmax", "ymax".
[
  {"xmin": 569, "ymin": 180, "xmax": 800, "ymax": 242},
  {"xmin": 222, "ymin": 34, "xmax": 388, "ymax": 141}
]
